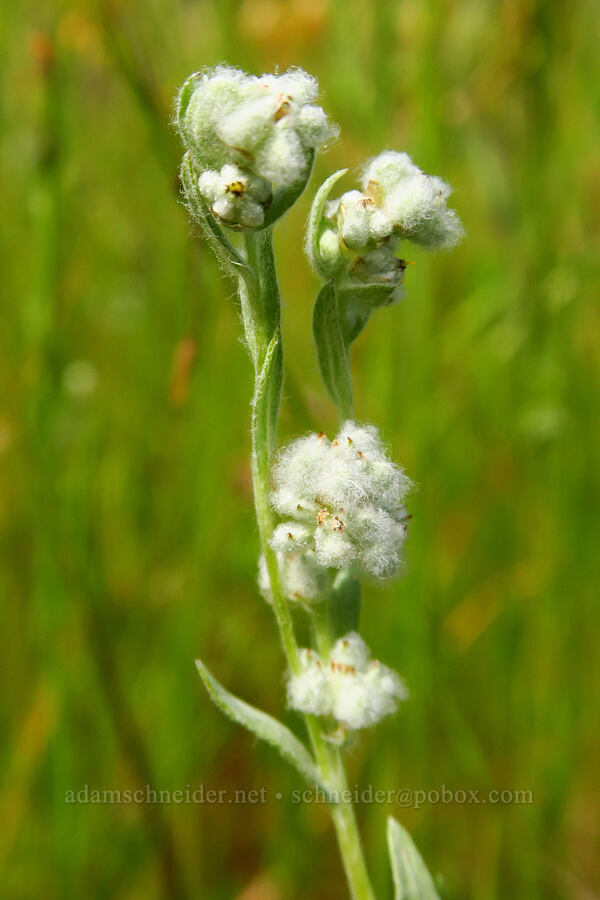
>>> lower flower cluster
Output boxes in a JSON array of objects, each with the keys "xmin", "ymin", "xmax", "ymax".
[{"xmin": 287, "ymin": 633, "xmax": 407, "ymax": 731}]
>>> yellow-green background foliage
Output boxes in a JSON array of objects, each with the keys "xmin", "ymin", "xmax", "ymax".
[{"xmin": 2, "ymin": 0, "xmax": 599, "ymax": 897}]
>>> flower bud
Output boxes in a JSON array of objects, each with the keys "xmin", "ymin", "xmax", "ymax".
[
  {"xmin": 176, "ymin": 66, "xmax": 338, "ymax": 228},
  {"xmin": 287, "ymin": 633, "xmax": 407, "ymax": 730},
  {"xmin": 270, "ymin": 421, "xmax": 412, "ymax": 580},
  {"xmin": 198, "ymin": 164, "xmax": 272, "ymax": 230}
]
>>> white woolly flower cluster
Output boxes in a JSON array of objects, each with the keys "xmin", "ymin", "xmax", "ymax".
[
  {"xmin": 177, "ymin": 66, "xmax": 337, "ymax": 228},
  {"xmin": 258, "ymin": 549, "xmax": 328, "ymax": 604},
  {"xmin": 311, "ymin": 152, "xmax": 464, "ymax": 298},
  {"xmin": 270, "ymin": 421, "xmax": 412, "ymax": 579},
  {"xmin": 198, "ymin": 164, "xmax": 271, "ymax": 229},
  {"xmin": 336, "ymin": 151, "xmax": 464, "ymax": 251},
  {"xmin": 287, "ymin": 632, "xmax": 407, "ymax": 730}
]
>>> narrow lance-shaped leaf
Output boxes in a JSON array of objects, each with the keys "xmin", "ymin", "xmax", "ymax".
[
  {"xmin": 244, "ymin": 229, "xmax": 280, "ymax": 342},
  {"xmin": 313, "ymin": 280, "xmax": 353, "ymax": 418},
  {"xmin": 196, "ymin": 657, "xmax": 333, "ymax": 798},
  {"xmin": 176, "ymin": 71, "xmax": 201, "ymax": 133},
  {"xmin": 305, "ymin": 168, "xmax": 348, "ymax": 279},
  {"xmin": 387, "ymin": 817, "xmax": 441, "ymax": 900},
  {"xmin": 337, "ymin": 282, "xmax": 399, "ymax": 345}
]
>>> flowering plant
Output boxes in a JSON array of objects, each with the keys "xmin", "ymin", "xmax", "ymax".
[{"xmin": 175, "ymin": 65, "xmax": 463, "ymax": 899}]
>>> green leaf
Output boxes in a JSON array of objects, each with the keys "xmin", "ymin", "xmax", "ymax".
[
  {"xmin": 243, "ymin": 229, "xmax": 280, "ymax": 340},
  {"xmin": 337, "ymin": 282, "xmax": 397, "ymax": 344},
  {"xmin": 387, "ymin": 817, "xmax": 441, "ymax": 900},
  {"xmin": 329, "ymin": 569, "xmax": 361, "ymax": 638},
  {"xmin": 313, "ymin": 280, "xmax": 353, "ymax": 418},
  {"xmin": 196, "ymin": 657, "xmax": 332, "ymax": 796},
  {"xmin": 179, "ymin": 151, "xmax": 248, "ymax": 278},
  {"xmin": 306, "ymin": 168, "xmax": 348, "ymax": 279},
  {"xmin": 175, "ymin": 71, "xmax": 201, "ymax": 133}
]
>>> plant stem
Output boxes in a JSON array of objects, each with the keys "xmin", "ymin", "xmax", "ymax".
[
  {"xmin": 239, "ymin": 228, "xmax": 375, "ymax": 900},
  {"xmin": 242, "ymin": 230, "xmax": 300, "ymax": 674},
  {"xmin": 328, "ymin": 751, "xmax": 377, "ymax": 900},
  {"xmin": 311, "ymin": 591, "xmax": 375, "ymax": 899},
  {"xmin": 252, "ymin": 425, "xmax": 301, "ymax": 673}
]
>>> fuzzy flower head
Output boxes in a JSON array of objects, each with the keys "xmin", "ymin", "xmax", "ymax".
[
  {"xmin": 176, "ymin": 66, "xmax": 337, "ymax": 228},
  {"xmin": 258, "ymin": 549, "xmax": 328, "ymax": 605},
  {"xmin": 270, "ymin": 421, "xmax": 412, "ymax": 580},
  {"xmin": 307, "ymin": 152, "xmax": 464, "ymax": 299},
  {"xmin": 287, "ymin": 633, "xmax": 407, "ymax": 730},
  {"xmin": 198, "ymin": 164, "xmax": 271, "ymax": 229},
  {"xmin": 339, "ymin": 152, "xmax": 464, "ymax": 250}
]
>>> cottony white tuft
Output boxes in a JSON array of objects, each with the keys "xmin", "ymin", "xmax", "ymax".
[
  {"xmin": 349, "ymin": 151, "xmax": 464, "ymax": 249},
  {"xmin": 270, "ymin": 421, "xmax": 412, "ymax": 579},
  {"xmin": 258, "ymin": 549, "xmax": 328, "ymax": 604},
  {"xmin": 333, "ymin": 150, "xmax": 464, "ymax": 252},
  {"xmin": 287, "ymin": 633, "xmax": 407, "ymax": 730},
  {"xmin": 198, "ymin": 164, "xmax": 272, "ymax": 229}
]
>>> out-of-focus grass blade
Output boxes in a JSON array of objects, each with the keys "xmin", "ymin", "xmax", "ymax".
[{"xmin": 387, "ymin": 817, "xmax": 441, "ymax": 900}]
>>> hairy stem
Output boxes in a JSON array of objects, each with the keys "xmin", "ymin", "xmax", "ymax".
[
  {"xmin": 242, "ymin": 230, "xmax": 300, "ymax": 674},
  {"xmin": 240, "ymin": 229, "xmax": 375, "ymax": 899},
  {"xmin": 329, "ymin": 751, "xmax": 376, "ymax": 900},
  {"xmin": 311, "ymin": 591, "xmax": 375, "ymax": 900}
]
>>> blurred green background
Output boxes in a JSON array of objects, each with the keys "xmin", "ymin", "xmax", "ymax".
[{"xmin": 2, "ymin": 0, "xmax": 599, "ymax": 897}]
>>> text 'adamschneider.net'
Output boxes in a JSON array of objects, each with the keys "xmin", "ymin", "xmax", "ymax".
[{"xmin": 65, "ymin": 785, "xmax": 534, "ymax": 808}]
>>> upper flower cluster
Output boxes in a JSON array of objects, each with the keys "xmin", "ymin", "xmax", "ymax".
[
  {"xmin": 270, "ymin": 421, "xmax": 412, "ymax": 579},
  {"xmin": 308, "ymin": 151, "xmax": 464, "ymax": 300},
  {"xmin": 287, "ymin": 632, "xmax": 407, "ymax": 730},
  {"xmin": 176, "ymin": 66, "xmax": 338, "ymax": 230}
]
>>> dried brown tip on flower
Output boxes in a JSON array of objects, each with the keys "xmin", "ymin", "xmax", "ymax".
[
  {"xmin": 274, "ymin": 97, "xmax": 292, "ymax": 122},
  {"xmin": 317, "ymin": 509, "xmax": 329, "ymax": 527}
]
